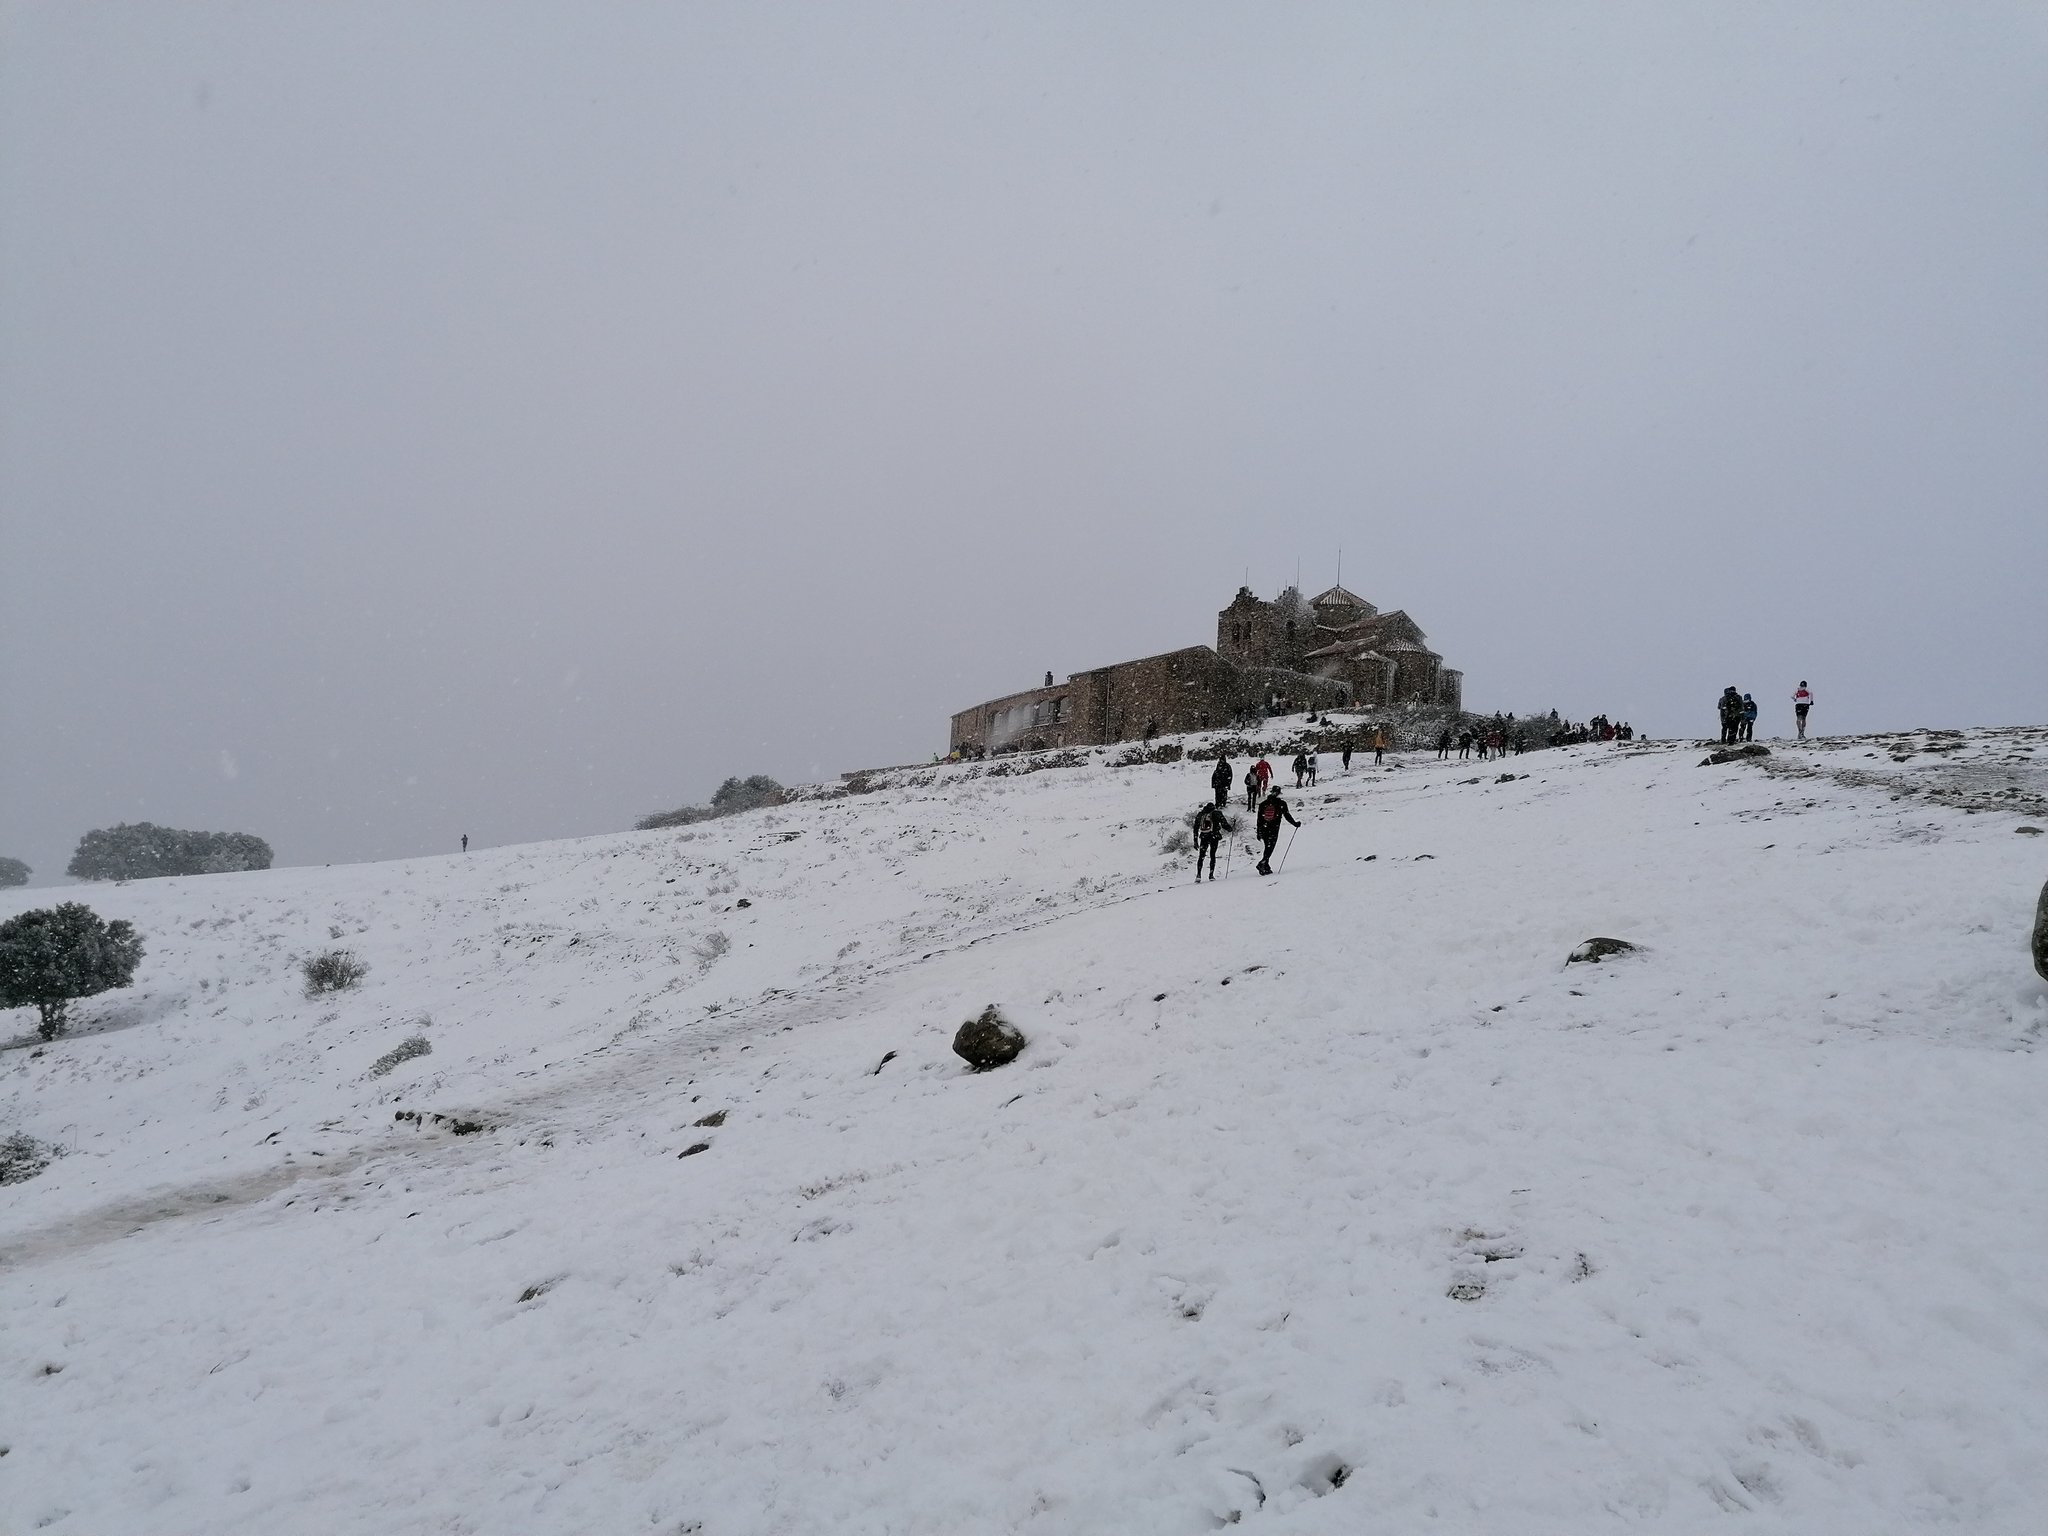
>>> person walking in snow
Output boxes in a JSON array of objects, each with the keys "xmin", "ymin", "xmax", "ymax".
[
  {"xmin": 1292, "ymin": 751, "xmax": 1309, "ymax": 788},
  {"xmin": 1740, "ymin": 693, "xmax": 1758, "ymax": 742},
  {"xmin": 1192, "ymin": 801, "xmax": 1225, "ymax": 881},
  {"xmin": 1243, "ymin": 765, "xmax": 1260, "ymax": 812},
  {"xmin": 460, "ymin": 833, "xmax": 468, "ymax": 853},
  {"xmin": 1436, "ymin": 728, "xmax": 1452, "ymax": 760},
  {"xmin": 1373, "ymin": 727, "xmax": 1388, "ymax": 765},
  {"xmin": 1306, "ymin": 749, "xmax": 1319, "ymax": 786},
  {"xmin": 1341, "ymin": 737, "xmax": 1354, "ymax": 772},
  {"xmin": 1209, "ymin": 753, "xmax": 1234, "ymax": 809},
  {"xmin": 1255, "ymin": 788, "xmax": 1300, "ymax": 875},
  {"xmin": 1792, "ymin": 681, "xmax": 1814, "ymax": 740},
  {"xmin": 1252, "ymin": 756, "xmax": 1273, "ymax": 797}
]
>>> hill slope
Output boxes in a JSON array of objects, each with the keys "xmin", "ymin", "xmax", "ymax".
[{"xmin": 4, "ymin": 726, "xmax": 2047, "ymax": 1535}]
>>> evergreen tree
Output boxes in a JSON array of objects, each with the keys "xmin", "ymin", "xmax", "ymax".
[
  {"xmin": 0, "ymin": 856, "xmax": 28, "ymax": 889},
  {"xmin": 67, "ymin": 823, "xmax": 272, "ymax": 881},
  {"xmin": 0, "ymin": 903, "xmax": 145, "ymax": 1040}
]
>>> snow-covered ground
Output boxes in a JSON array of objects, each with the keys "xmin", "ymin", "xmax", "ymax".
[{"xmin": 4, "ymin": 724, "xmax": 2047, "ymax": 1535}]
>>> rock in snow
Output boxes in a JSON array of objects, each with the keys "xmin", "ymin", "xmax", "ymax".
[
  {"xmin": 1568, "ymin": 936, "xmax": 1639, "ymax": 964},
  {"xmin": 1700, "ymin": 743, "xmax": 1771, "ymax": 765},
  {"xmin": 952, "ymin": 1003, "xmax": 1027, "ymax": 1070}
]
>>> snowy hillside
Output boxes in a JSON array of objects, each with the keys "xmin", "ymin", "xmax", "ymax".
[{"xmin": 4, "ymin": 724, "xmax": 2047, "ymax": 1535}]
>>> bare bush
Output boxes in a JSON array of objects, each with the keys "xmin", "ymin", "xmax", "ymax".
[
  {"xmin": 303, "ymin": 950, "xmax": 368, "ymax": 996},
  {"xmin": 368, "ymin": 1034, "xmax": 432, "ymax": 1077},
  {"xmin": 0, "ymin": 1131, "xmax": 63, "ymax": 1186}
]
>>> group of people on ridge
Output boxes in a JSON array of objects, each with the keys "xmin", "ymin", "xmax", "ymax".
[{"xmin": 1717, "ymin": 683, "xmax": 1817, "ymax": 744}]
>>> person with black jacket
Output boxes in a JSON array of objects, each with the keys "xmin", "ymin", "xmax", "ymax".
[
  {"xmin": 1255, "ymin": 788, "xmax": 1300, "ymax": 875},
  {"xmin": 1718, "ymin": 686, "xmax": 1743, "ymax": 744},
  {"xmin": 1192, "ymin": 802, "xmax": 1225, "ymax": 881},
  {"xmin": 1209, "ymin": 753, "xmax": 1233, "ymax": 808}
]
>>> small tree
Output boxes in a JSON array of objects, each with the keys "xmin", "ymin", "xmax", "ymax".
[
  {"xmin": 0, "ymin": 856, "xmax": 29, "ymax": 889},
  {"xmin": 0, "ymin": 903, "xmax": 145, "ymax": 1041}
]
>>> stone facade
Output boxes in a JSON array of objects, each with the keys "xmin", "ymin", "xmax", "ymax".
[
  {"xmin": 1220, "ymin": 584, "xmax": 1462, "ymax": 712},
  {"xmin": 949, "ymin": 583, "xmax": 1462, "ymax": 755}
]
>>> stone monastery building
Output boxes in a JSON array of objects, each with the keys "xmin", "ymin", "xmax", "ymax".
[{"xmin": 949, "ymin": 584, "xmax": 1463, "ymax": 756}]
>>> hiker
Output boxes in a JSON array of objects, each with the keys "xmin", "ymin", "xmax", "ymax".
[
  {"xmin": 1740, "ymin": 694, "xmax": 1758, "ymax": 742},
  {"xmin": 1306, "ymin": 749, "xmax": 1319, "ymax": 786},
  {"xmin": 1192, "ymin": 802, "xmax": 1225, "ymax": 881},
  {"xmin": 1717, "ymin": 686, "xmax": 1743, "ymax": 744},
  {"xmin": 1209, "ymin": 753, "xmax": 1233, "ymax": 808},
  {"xmin": 1252, "ymin": 755, "xmax": 1273, "ymax": 796},
  {"xmin": 1242, "ymin": 766, "xmax": 1259, "ymax": 811},
  {"xmin": 1341, "ymin": 737, "xmax": 1354, "ymax": 771},
  {"xmin": 1373, "ymin": 727, "xmax": 1388, "ymax": 765},
  {"xmin": 1436, "ymin": 728, "xmax": 1452, "ymax": 760},
  {"xmin": 1792, "ymin": 681, "xmax": 1814, "ymax": 740},
  {"xmin": 1255, "ymin": 788, "xmax": 1301, "ymax": 875},
  {"xmin": 461, "ymin": 833, "xmax": 468, "ymax": 853},
  {"xmin": 1458, "ymin": 730, "xmax": 1473, "ymax": 760},
  {"xmin": 1292, "ymin": 751, "xmax": 1309, "ymax": 788}
]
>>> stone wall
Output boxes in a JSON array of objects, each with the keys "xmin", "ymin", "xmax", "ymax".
[
  {"xmin": 950, "ymin": 681, "xmax": 1076, "ymax": 755},
  {"xmin": 1067, "ymin": 647, "xmax": 1238, "ymax": 744}
]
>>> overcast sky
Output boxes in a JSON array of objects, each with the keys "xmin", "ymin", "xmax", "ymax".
[{"xmin": 3, "ymin": 1, "xmax": 2043, "ymax": 884}]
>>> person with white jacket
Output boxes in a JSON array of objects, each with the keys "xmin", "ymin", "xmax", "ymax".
[{"xmin": 1792, "ymin": 682, "xmax": 1815, "ymax": 740}]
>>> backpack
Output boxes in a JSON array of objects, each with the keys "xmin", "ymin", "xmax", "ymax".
[{"xmin": 1259, "ymin": 799, "xmax": 1282, "ymax": 829}]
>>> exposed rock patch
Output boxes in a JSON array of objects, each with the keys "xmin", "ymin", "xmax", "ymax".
[
  {"xmin": 1568, "ymin": 937, "xmax": 1638, "ymax": 965},
  {"xmin": 1702, "ymin": 744, "xmax": 1771, "ymax": 765},
  {"xmin": 953, "ymin": 1004, "xmax": 1027, "ymax": 1071},
  {"xmin": 2033, "ymin": 881, "xmax": 2048, "ymax": 985}
]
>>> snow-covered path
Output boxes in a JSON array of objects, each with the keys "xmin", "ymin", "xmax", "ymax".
[{"xmin": 5, "ymin": 728, "xmax": 2047, "ymax": 1534}]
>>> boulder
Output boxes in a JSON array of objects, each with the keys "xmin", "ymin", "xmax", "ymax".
[
  {"xmin": 1568, "ymin": 937, "xmax": 1638, "ymax": 965},
  {"xmin": 1700, "ymin": 744, "xmax": 1771, "ymax": 766},
  {"xmin": 2034, "ymin": 881, "xmax": 2048, "ymax": 985},
  {"xmin": 953, "ymin": 1004, "xmax": 1027, "ymax": 1071}
]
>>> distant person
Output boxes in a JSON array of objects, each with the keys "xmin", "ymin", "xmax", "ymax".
[
  {"xmin": 1292, "ymin": 752, "xmax": 1309, "ymax": 789},
  {"xmin": 1045, "ymin": 671, "xmax": 1054, "ymax": 688},
  {"xmin": 461, "ymin": 834, "xmax": 468, "ymax": 853},
  {"xmin": 1458, "ymin": 730, "xmax": 1473, "ymax": 760},
  {"xmin": 1740, "ymin": 694, "xmax": 1758, "ymax": 741},
  {"xmin": 1373, "ymin": 727, "xmax": 1388, "ymax": 765},
  {"xmin": 1252, "ymin": 756, "xmax": 1274, "ymax": 796},
  {"xmin": 1255, "ymin": 788, "xmax": 1300, "ymax": 875},
  {"xmin": 1792, "ymin": 681, "xmax": 1815, "ymax": 740},
  {"xmin": 1209, "ymin": 753, "xmax": 1234, "ymax": 809},
  {"xmin": 1243, "ymin": 766, "xmax": 1260, "ymax": 811},
  {"xmin": 1718, "ymin": 686, "xmax": 1743, "ymax": 744},
  {"xmin": 1306, "ymin": 749, "xmax": 1319, "ymax": 786},
  {"xmin": 1341, "ymin": 737, "xmax": 1354, "ymax": 771},
  {"xmin": 1436, "ymin": 728, "xmax": 1452, "ymax": 761},
  {"xmin": 1191, "ymin": 802, "xmax": 1225, "ymax": 881}
]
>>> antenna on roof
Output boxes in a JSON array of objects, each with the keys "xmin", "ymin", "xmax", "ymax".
[{"xmin": 1336, "ymin": 546, "xmax": 1342, "ymax": 589}]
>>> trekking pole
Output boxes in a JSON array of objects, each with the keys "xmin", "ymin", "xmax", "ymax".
[{"xmin": 1277, "ymin": 823, "xmax": 1299, "ymax": 873}]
